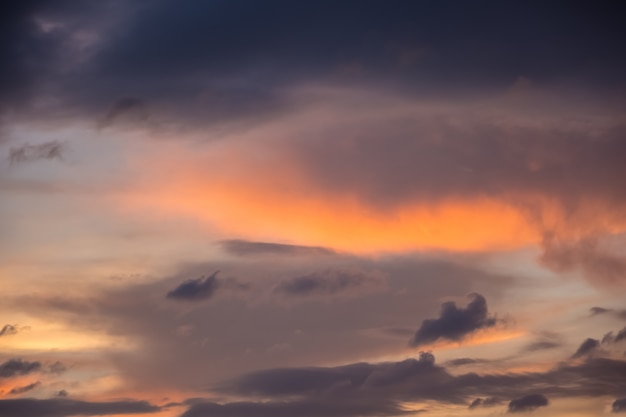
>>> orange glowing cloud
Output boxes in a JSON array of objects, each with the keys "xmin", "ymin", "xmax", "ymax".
[{"xmin": 108, "ymin": 136, "xmax": 626, "ymax": 256}]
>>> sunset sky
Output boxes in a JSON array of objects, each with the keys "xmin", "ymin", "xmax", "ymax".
[{"xmin": 1, "ymin": 1, "xmax": 626, "ymax": 416}]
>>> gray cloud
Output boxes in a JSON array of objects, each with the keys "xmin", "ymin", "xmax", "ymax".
[
  {"xmin": 468, "ymin": 397, "xmax": 499, "ymax": 409},
  {"xmin": 409, "ymin": 293, "xmax": 499, "ymax": 347},
  {"xmin": 614, "ymin": 397, "xmax": 626, "ymax": 413},
  {"xmin": 602, "ymin": 327, "xmax": 626, "ymax": 345},
  {"xmin": 166, "ymin": 271, "xmax": 220, "ymax": 301},
  {"xmin": 181, "ymin": 399, "xmax": 412, "ymax": 417},
  {"xmin": 275, "ymin": 269, "xmax": 384, "ymax": 298},
  {"xmin": 572, "ymin": 338, "xmax": 600, "ymax": 359},
  {"xmin": 445, "ymin": 358, "xmax": 490, "ymax": 367},
  {"xmin": 219, "ymin": 353, "xmax": 626, "ymax": 406},
  {"xmin": 8, "ymin": 141, "xmax": 66, "ymax": 164},
  {"xmin": 9, "ymin": 381, "xmax": 41, "ymax": 395},
  {"xmin": 0, "ymin": 359, "xmax": 41, "ymax": 378},
  {"xmin": 591, "ymin": 307, "xmax": 626, "ymax": 320},
  {"xmin": 0, "ymin": 398, "xmax": 160, "ymax": 417},
  {"xmin": 0, "ymin": 324, "xmax": 18, "ymax": 337},
  {"xmin": 220, "ymin": 240, "xmax": 336, "ymax": 257},
  {"xmin": 507, "ymin": 394, "xmax": 549, "ymax": 413}
]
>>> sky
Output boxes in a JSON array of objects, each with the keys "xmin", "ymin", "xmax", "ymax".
[{"xmin": 1, "ymin": 1, "xmax": 626, "ymax": 416}]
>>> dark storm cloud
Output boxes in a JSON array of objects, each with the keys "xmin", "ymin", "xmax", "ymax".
[
  {"xmin": 0, "ymin": 1, "xmax": 110, "ymax": 118},
  {"xmin": 409, "ymin": 293, "xmax": 499, "ymax": 347},
  {"xmin": 614, "ymin": 397, "xmax": 626, "ymax": 413},
  {"xmin": 0, "ymin": 324, "xmax": 18, "ymax": 336},
  {"xmin": 166, "ymin": 271, "xmax": 220, "ymax": 301},
  {"xmin": 180, "ymin": 399, "xmax": 412, "ymax": 417},
  {"xmin": 8, "ymin": 141, "xmax": 66, "ymax": 164},
  {"xmin": 0, "ymin": 398, "xmax": 160, "ymax": 417},
  {"xmin": 9, "ymin": 381, "xmax": 41, "ymax": 395},
  {"xmin": 3, "ymin": 0, "xmax": 625, "ymax": 128},
  {"xmin": 590, "ymin": 307, "xmax": 626, "ymax": 320},
  {"xmin": 276, "ymin": 270, "xmax": 384, "ymax": 297},
  {"xmin": 93, "ymin": 1, "xmax": 626, "ymax": 90},
  {"xmin": 507, "ymin": 394, "xmax": 549, "ymax": 413},
  {"xmin": 572, "ymin": 338, "xmax": 600, "ymax": 359},
  {"xmin": 220, "ymin": 240, "xmax": 336, "ymax": 257},
  {"xmin": 0, "ymin": 359, "xmax": 41, "ymax": 378}
]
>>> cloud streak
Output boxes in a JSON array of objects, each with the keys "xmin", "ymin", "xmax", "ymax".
[{"xmin": 0, "ymin": 398, "xmax": 160, "ymax": 417}]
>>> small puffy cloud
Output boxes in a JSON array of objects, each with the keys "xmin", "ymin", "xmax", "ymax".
[
  {"xmin": 409, "ymin": 293, "xmax": 499, "ymax": 347},
  {"xmin": 0, "ymin": 359, "xmax": 41, "ymax": 378},
  {"xmin": 166, "ymin": 271, "xmax": 220, "ymax": 302},
  {"xmin": 508, "ymin": 394, "xmax": 549, "ymax": 413}
]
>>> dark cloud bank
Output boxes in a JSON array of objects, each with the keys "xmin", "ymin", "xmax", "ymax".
[{"xmin": 0, "ymin": 399, "xmax": 160, "ymax": 417}]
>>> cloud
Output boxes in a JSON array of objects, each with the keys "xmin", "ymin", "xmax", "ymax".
[
  {"xmin": 468, "ymin": 397, "xmax": 499, "ymax": 409},
  {"xmin": 99, "ymin": 97, "xmax": 149, "ymax": 128},
  {"xmin": 572, "ymin": 338, "xmax": 600, "ymax": 359},
  {"xmin": 613, "ymin": 397, "xmax": 626, "ymax": 413},
  {"xmin": 0, "ymin": 324, "xmax": 18, "ymax": 337},
  {"xmin": 602, "ymin": 327, "xmax": 626, "ymax": 345},
  {"xmin": 219, "ymin": 352, "xmax": 626, "ymax": 407},
  {"xmin": 507, "ymin": 394, "xmax": 549, "ymax": 413},
  {"xmin": 540, "ymin": 236, "xmax": 626, "ymax": 287},
  {"xmin": 590, "ymin": 307, "xmax": 626, "ymax": 320},
  {"xmin": 409, "ymin": 293, "xmax": 499, "ymax": 347},
  {"xmin": 219, "ymin": 240, "xmax": 336, "ymax": 257},
  {"xmin": 445, "ymin": 358, "xmax": 490, "ymax": 367},
  {"xmin": 166, "ymin": 271, "xmax": 220, "ymax": 301},
  {"xmin": 0, "ymin": 359, "xmax": 41, "ymax": 378},
  {"xmin": 0, "ymin": 398, "xmax": 160, "ymax": 417},
  {"xmin": 9, "ymin": 381, "xmax": 41, "ymax": 395},
  {"xmin": 275, "ymin": 269, "xmax": 384, "ymax": 297},
  {"xmin": 180, "ymin": 399, "xmax": 411, "ymax": 417},
  {"xmin": 8, "ymin": 141, "xmax": 66, "ymax": 164},
  {"xmin": 219, "ymin": 352, "xmax": 442, "ymax": 399},
  {"xmin": 523, "ymin": 331, "xmax": 563, "ymax": 353}
]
